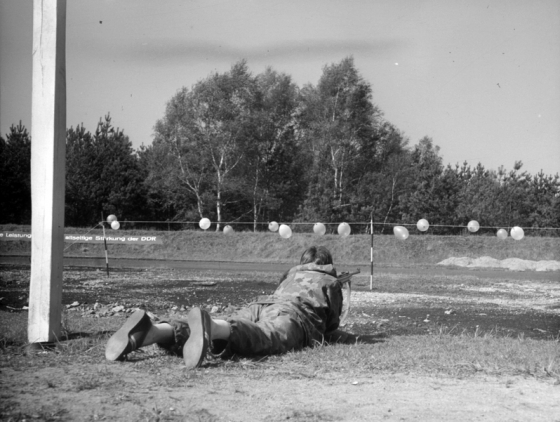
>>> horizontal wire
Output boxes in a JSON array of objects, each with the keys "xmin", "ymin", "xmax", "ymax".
[{"xmin": 108, "ymin": 220, "xmax": 560, "ymax": 231}]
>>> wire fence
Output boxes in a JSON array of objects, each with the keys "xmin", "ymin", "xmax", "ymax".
[{"xmin": 101, "ymin": 220, "xmax": 560, "ymax": 237}]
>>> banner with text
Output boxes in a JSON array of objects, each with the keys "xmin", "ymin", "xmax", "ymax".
[{"xmin": 0, "ymin": 232, "xmax": 163, "ymax": 245}]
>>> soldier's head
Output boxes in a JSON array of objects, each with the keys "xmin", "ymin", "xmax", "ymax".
[{"xmin": 300, "ymin": 246, "xmax": 333, "ymax": 266}]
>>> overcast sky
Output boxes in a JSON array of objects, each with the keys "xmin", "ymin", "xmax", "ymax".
[{"xmin": 1, "ymin": 0, "xmax": 559, "ymax": 176}]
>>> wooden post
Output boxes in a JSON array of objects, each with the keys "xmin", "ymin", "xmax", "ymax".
[{"xmin": 28, "ymin": 0, "xmax": 67, "ymax": 343}]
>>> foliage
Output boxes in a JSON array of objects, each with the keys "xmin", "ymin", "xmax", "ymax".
[
  {"xmin": 296, "ymin": 57, "xmax": 383, "ymax": 224},
  {"xmin": 140, "ymin": 87, "xmax": 210, "ymax": 222},
  {"xmin": 147, "ymin": 61, "xmax": 308, "ymax": 228},
  {"xmin": 1, "ymin": 59, "xmax": 558, "ymax": 233},
  {"xmin": 0, "ymin": 122, "xmax": 32, "ymax": 224},
  {"xmin": 398, "ymin": 137, "xmax": 445, "ymax": 223},
  {"xmin": 147, "ymin": 62, "xmax": 257, "ymax": 228},
  {"xmin": 351, "ymin": 122, "xmax": 411, "ymax": 232},
  {"xmin": 241, "ymin": 67, "xmax": 307, "ymax": 227},
  {"xmin": 65, "ymin": 115, "xmax": 147, "ymax": 226}
]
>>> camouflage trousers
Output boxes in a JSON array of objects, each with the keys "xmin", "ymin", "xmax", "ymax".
[{"xmin": 163, "ymin": 301, "xmax": 318, "ymax": 358}]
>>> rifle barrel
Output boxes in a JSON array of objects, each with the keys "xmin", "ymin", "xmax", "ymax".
[{"xmin": 337, "ymin": 269, "xmax": 360, "ymax": 283}]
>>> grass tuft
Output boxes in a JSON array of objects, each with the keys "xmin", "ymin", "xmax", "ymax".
[
  {"xmin": 2, "ymin": 225, "xmax": 559, "ymax": 265},
  {"xmin": 274, "ymin": 333, "xmax": 560, "ymax": 380},
  {"xmin": 2, "ymin": 309, "xmax": 559, "ymax": 381}
]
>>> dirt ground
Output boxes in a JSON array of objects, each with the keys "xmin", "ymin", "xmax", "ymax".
[
  {"xmin": 2, "ymin": 365, "xmax": 559, "ymax": 421},
  {"xmin": 1, "ymin": 264, "xmax": 560, "ymax": 421}
]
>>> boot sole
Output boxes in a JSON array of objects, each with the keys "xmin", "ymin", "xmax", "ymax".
[
  {"xmin": 183, "ymin": 308, "xmax": 210, "ymax": 369},
  {"xmin": 105, "ymin": 310, "xmax": 149, "ymax": 361}
]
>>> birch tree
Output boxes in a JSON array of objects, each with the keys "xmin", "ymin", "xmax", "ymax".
[
  {"xmin": 297, "ymin": 57, "xmax": 381, "ymax": 221},
  {"xmin": 149, "ymin": 88, "xmax": 211, "ymax": 220},
  {"xmin": 149, "ymin": 61, "xmax": 255, "ymax": 228},
  {"xmin": 243, "ymin": 68, "xmax": 303, "ymax": 230}
]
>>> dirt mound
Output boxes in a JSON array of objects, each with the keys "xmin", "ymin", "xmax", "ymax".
[{"xmin": 437, "ymin": 256, "xmax": 560, "ymax": 272}]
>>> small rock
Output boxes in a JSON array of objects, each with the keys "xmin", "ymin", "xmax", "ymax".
[
  {"xmin": 192, "ymin": 281, "xmax": 217, "ymax": 287},
  {"xmin": 211, "ymin": 306, "xmax": 219, "ymax": 313},
  {"xmin": 111, "ymin": 305, "xmax": 125, "ymax": 313}
]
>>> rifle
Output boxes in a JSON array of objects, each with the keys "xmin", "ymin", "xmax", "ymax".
[{"xmin": 338, "ymin": 269, "xmax": 360, "ymax": 326}]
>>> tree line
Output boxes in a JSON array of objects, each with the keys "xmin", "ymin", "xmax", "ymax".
[{"xmin": 1, "ymin": 58, "xmax": 559, "ymax": 235}]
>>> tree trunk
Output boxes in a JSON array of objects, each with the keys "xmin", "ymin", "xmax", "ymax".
[
  {"xmin": 253, "ymin": 167, "xmax": 259, "ymax": 232},
  {"xmin": 215, "ymin": 167, "xmax": 223, "ymax": 232},
  {"xmin": 216, "ymin": 189, "xmax": 222, "ymax": 232},
  {"xmin": 382, "ymin": 176, "xmax": 397, "ymax": 234}
]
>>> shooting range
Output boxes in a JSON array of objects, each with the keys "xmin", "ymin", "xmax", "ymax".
[{"xmin": 1, "ymin": 0, "xmax": 559, "ymax": 420}]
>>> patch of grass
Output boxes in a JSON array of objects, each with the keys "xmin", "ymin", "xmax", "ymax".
[
  {"xmin": 2, "ymin": 225, "xmax": 559, "ymax": 265},
  {"xmin": 274, "ymin": 409, "xmax": 337, "ymax": 422},
  {"xmin": 73, "ymin": 373, "xmax": 103, "ymax": 391},
  {"xmin": 2, "ymin": 308, "xmax": 559, "ymax": 381},
  {"xmin": 0, "ymin": 311, "xmax": 119, "ymax": 374},
  {"xmin": 275, "ymin": 332, "xmax": 560, "ymax": 380},
  {"xmin": 0, "ymin": 404, "xmax": 68, "ymax": 422},
  {"xmin": 0, "ymin": 312, "xmax": 28, "ymax": 348},
  {"xmin": 0, "ymin": 310, "xmax": 116, "ymax": 354}
]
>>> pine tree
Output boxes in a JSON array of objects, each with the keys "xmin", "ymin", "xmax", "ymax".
[{"xmin": 0, "ymin": 122, "xmax": 32, "ymax": 224}]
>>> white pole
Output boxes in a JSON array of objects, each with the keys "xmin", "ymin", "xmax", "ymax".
[
  {"xmin": 101, "ymin": 214, "xmax": 110, "ymax": 277},
  {"xmin": 370, "ymin": 218, "xmax": 373, "ymax": 290},
  {"xmin": 28, "ymin": 0, "xmax": 67, "ymax": 343}
]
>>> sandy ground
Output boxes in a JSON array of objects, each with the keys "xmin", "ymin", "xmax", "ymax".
[
  {"xmin": 438, "ymin": 257, "xmax": 560, "ymax": 272},
  {"xmin": 2, "ymin": 264, "xmax": 560, "ymax": 421},
  {"xmin": 2, "ymin": 362, "xmax": 560, "ymax": 422},
  {"xmin": 2, "ymin": 364, "xmax": 560, "ymax": 422}
]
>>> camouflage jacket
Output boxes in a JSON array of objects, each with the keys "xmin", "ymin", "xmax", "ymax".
[{"xmin": 257, "ymin": 263, "xmax": 343, "ymax": 336}]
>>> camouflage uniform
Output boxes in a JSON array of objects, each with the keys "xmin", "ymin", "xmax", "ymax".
[{"xmin": 164, "ymin": 262, "xmax": 343, "ymax": 358}]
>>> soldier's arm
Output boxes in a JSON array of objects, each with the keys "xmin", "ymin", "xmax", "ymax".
[{"xmin": 324, "ymin": 280, "xmax": 343, "ymax": 333}]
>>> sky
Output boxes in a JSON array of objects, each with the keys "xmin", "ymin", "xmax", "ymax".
[{"xmin": 1, "ymin": 0, "xmax": 559, "ymax": 176}]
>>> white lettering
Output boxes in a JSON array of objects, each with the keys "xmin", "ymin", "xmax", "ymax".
[
  {"xmin": 1, "ymin": 232, "xmax": 161, "ymax": 244},
  {"xmin": 102, "ymin": 236, "xmax": 125, "ymax": 242},
  {"xmin": 65, "ymin": 235, "xmax": 93, "ymax": 241},
  {"xmin": 7, "ymin": 233, "xmax": 32, "ymax": 239}
]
